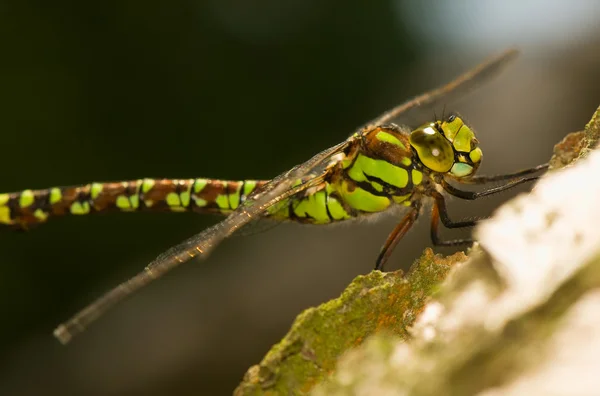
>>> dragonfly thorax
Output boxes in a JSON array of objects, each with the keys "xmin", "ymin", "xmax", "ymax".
[{"xmin": 409, "ymin": 115, "xmax": 482, "ymax": 179}]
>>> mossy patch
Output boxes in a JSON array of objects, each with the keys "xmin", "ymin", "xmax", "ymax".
[{"xmin": 234, "ymin": 248, "xmax": 466, "ymax": 395}]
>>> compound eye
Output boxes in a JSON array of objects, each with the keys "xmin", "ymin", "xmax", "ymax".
[{"xmin": 409, "ymin": 124, "xmax": 454, "ymax": 173}]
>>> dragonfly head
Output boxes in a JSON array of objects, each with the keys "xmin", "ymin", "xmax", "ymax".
[{"xmin": 409, "ymin": 114, "xmax": 482, "ymax": 178}]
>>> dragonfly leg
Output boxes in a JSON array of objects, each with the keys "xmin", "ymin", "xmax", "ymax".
[
  {"xmin": 374, "ymin": 205, "xmax": 420, "ymax": 271},
  {"xmin": 430, "ymin": 191, "xmax": 478, "ymax": 247},
  {"xmin": 463, "ymin": 163, "xmax": 548, "ymax": 184},
  {"xmin": 442, "ymin": 174, "xmax": 542, "ymax": 200},
  {"xmin": 431, "ymin": 169, "xmax": 544, "ymax": 245}
]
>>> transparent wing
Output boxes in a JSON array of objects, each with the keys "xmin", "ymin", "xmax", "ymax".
[
  {"xmin": 365, "ymin": 48, "xmax": 519, "ymax": 128},
  {"xmin": 54, "ymin": 140, "xmax": 350, "ymax": 343}
]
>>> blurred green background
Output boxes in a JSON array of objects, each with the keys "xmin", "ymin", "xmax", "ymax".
[{"xmin": 0, "ymin": 1, "xmax": 599, "ymax": 395}]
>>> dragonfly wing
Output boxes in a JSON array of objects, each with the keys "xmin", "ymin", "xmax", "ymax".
[
  {"xmin": 366, "ymin": 48, "xmax": 519, "ymax": 128},
  {"xmin": 147, "ymin": 139, "xmax": 350, "ymax": 267},
  {"xmin": 54, "ymin": 140, "xmax": 350, "ymax": 343}
]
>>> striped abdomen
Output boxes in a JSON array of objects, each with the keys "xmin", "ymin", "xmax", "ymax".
[
  {"xmin": 0, "ymin": 178, "xmax": 268, "ymax": 229},
  {"xmin": 0, "ymin": 177, "xmax": 368, "ymax": 229}
]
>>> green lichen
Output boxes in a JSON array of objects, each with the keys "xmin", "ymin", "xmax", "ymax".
[{"xmin": 234, "ymin": 248, "xmax": 466, "ymax": 395}]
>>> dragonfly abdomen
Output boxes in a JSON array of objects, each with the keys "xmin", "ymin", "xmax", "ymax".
[{"xmin": 0, "ymin": 178, "xmax": 268, "ymax": 229}]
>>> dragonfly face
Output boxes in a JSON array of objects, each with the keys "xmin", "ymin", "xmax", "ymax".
[{"xmin": 409, "ymin": 115, "xmax": 482, "ymax": 179}]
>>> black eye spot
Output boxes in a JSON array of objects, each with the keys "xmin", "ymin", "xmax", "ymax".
[{"xmin": 447, "ymin": 114, "xmax": 456, "ymax": 122}]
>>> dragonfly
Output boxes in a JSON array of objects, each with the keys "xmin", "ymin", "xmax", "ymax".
[{"xmin": 0, "ymin": 48, "xmax": 548, "ymax": 344}]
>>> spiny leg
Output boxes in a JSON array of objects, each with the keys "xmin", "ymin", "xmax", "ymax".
[
  {"xmin": 374, "ymin": 205, "xmax": 420, "ymax": 271},
  {"xmin": 430, "ymin": 191, "xmax": 477, "ymax": 247},
  {"xmin": 442, "ymin": 175, "xmax": 543, "ymax": 200},
  {"xmin": 373, "ymin": 170, "xmax": 528, "ymax": 268},
  {"xmin": 431, "ymin": 173, "xmax": 545, "ymax": 246},
  {"xmin": 463, "ymin": 163, "xmax": 549, "ymax": 184}
]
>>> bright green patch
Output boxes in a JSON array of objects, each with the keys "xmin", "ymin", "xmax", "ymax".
[
  {"xmin": 141, "ymin": 178, "xmax": 155, "ymax": 193},
  {"xmin": 293, "ymin": 191, "xmax": 329, "ymax": 223},
  {"xmin": 347, "ymin": 154, "xmax": 408, "ymax": 189},
  {"xmin": 453, "ymin": 124, "xmax": 475, "ymax": 152},
  {"xmin": 376, "ymin": 131, "xmax": 403, "ymax": 147},
  {"xmin": 451, "ymin": 163, "xmax": 474, "ymax": 177},
  {"xmin": 116, "ymin": 196, "xmax": 132, "ymax": 210},
  {"xmin": 49, "ymin": 188, "xmax": 62, "ymax": 205},
  {"xmin": 371, "ymin": 181, "xmax": 384, "ymax": 192},
  {"xmin": 392, "ymin": 194, "xmax": 411, "ymax": 204},
  {"xmin": 215, "ymin": 194, "xmax": 229, "ymax": 210},
  {"xmin": 70, "ymin": 201, "xmax": 90, "ymax": 215},
  {"xmin": 166, "ymin": 192, "xmax": 181, "ymax": 207},
  {"xmin": 412, "ymin": 169, "xmax": 423, "ymax": 185},
  {"xmin": 339, "ymin": 181, "xmax": 390, "ymax": 212},
  {"xmin": 470, "ymin": 147, "xmax": 482, "ymax": 163},
  {"xmin": 0, "ymin": 193, "xmax": 9, "ymax": 206},
  {"xmin": 0, "ymin": 206, "xmax": 11, "ymax": 224},
  {"xmin": 193, "ymin": 197, "xmax": 207, "ymax": 207},
  {"xmin": 180, "ymin": 191, "xmax": 191, "ymax": 207},
  {"xmin": 90, "ymin": 183, "xmax": 103, "ymax": 200},
  {"xmin": 130, "ymin": 181, "xmax": 141, "ymax": 209},
  {"xmin": 401, "ymin": 157, "xmax": 411, "ymax": 167},
  {"xmin": 129, "ymin": 195, "xmax": 139, "ymax": 209},
  {"xmin": 326, "ymin": 196, "xmax": 350, "ymax": 220},
  {"xmin": 19, "ymin": 190, "xmax": 34, "ymax": 208},
  {"xmin": 193, "ymin": 178, "xmax": 208, "ymax": 193},
  {"xmin": 229, "ymin": 183, "xmax": 242, "ymax": 209},
  {"xmin": 243, "ymin": 180, "xmax": 257, "ymax": 197},
  {"xmin": 440, "ymin": 116, "xmax": 463, "ymax": 141},
  {"xmin": 33, "ymin": 209, "xmax": 48, "ymax": 221}
]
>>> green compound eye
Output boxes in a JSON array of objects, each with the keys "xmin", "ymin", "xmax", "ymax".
[{"xmin": 409, "ymin": 123, "xmax": 454, "ymax": 173}]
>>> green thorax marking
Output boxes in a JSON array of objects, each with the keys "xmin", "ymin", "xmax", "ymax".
[
  {"xmin": 333, "ymin": 126, "xmax": 425, "ymax": 213},
  {"xmin": 280, "ymin": 127, "xmax": 429, "ymax": 222}
]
